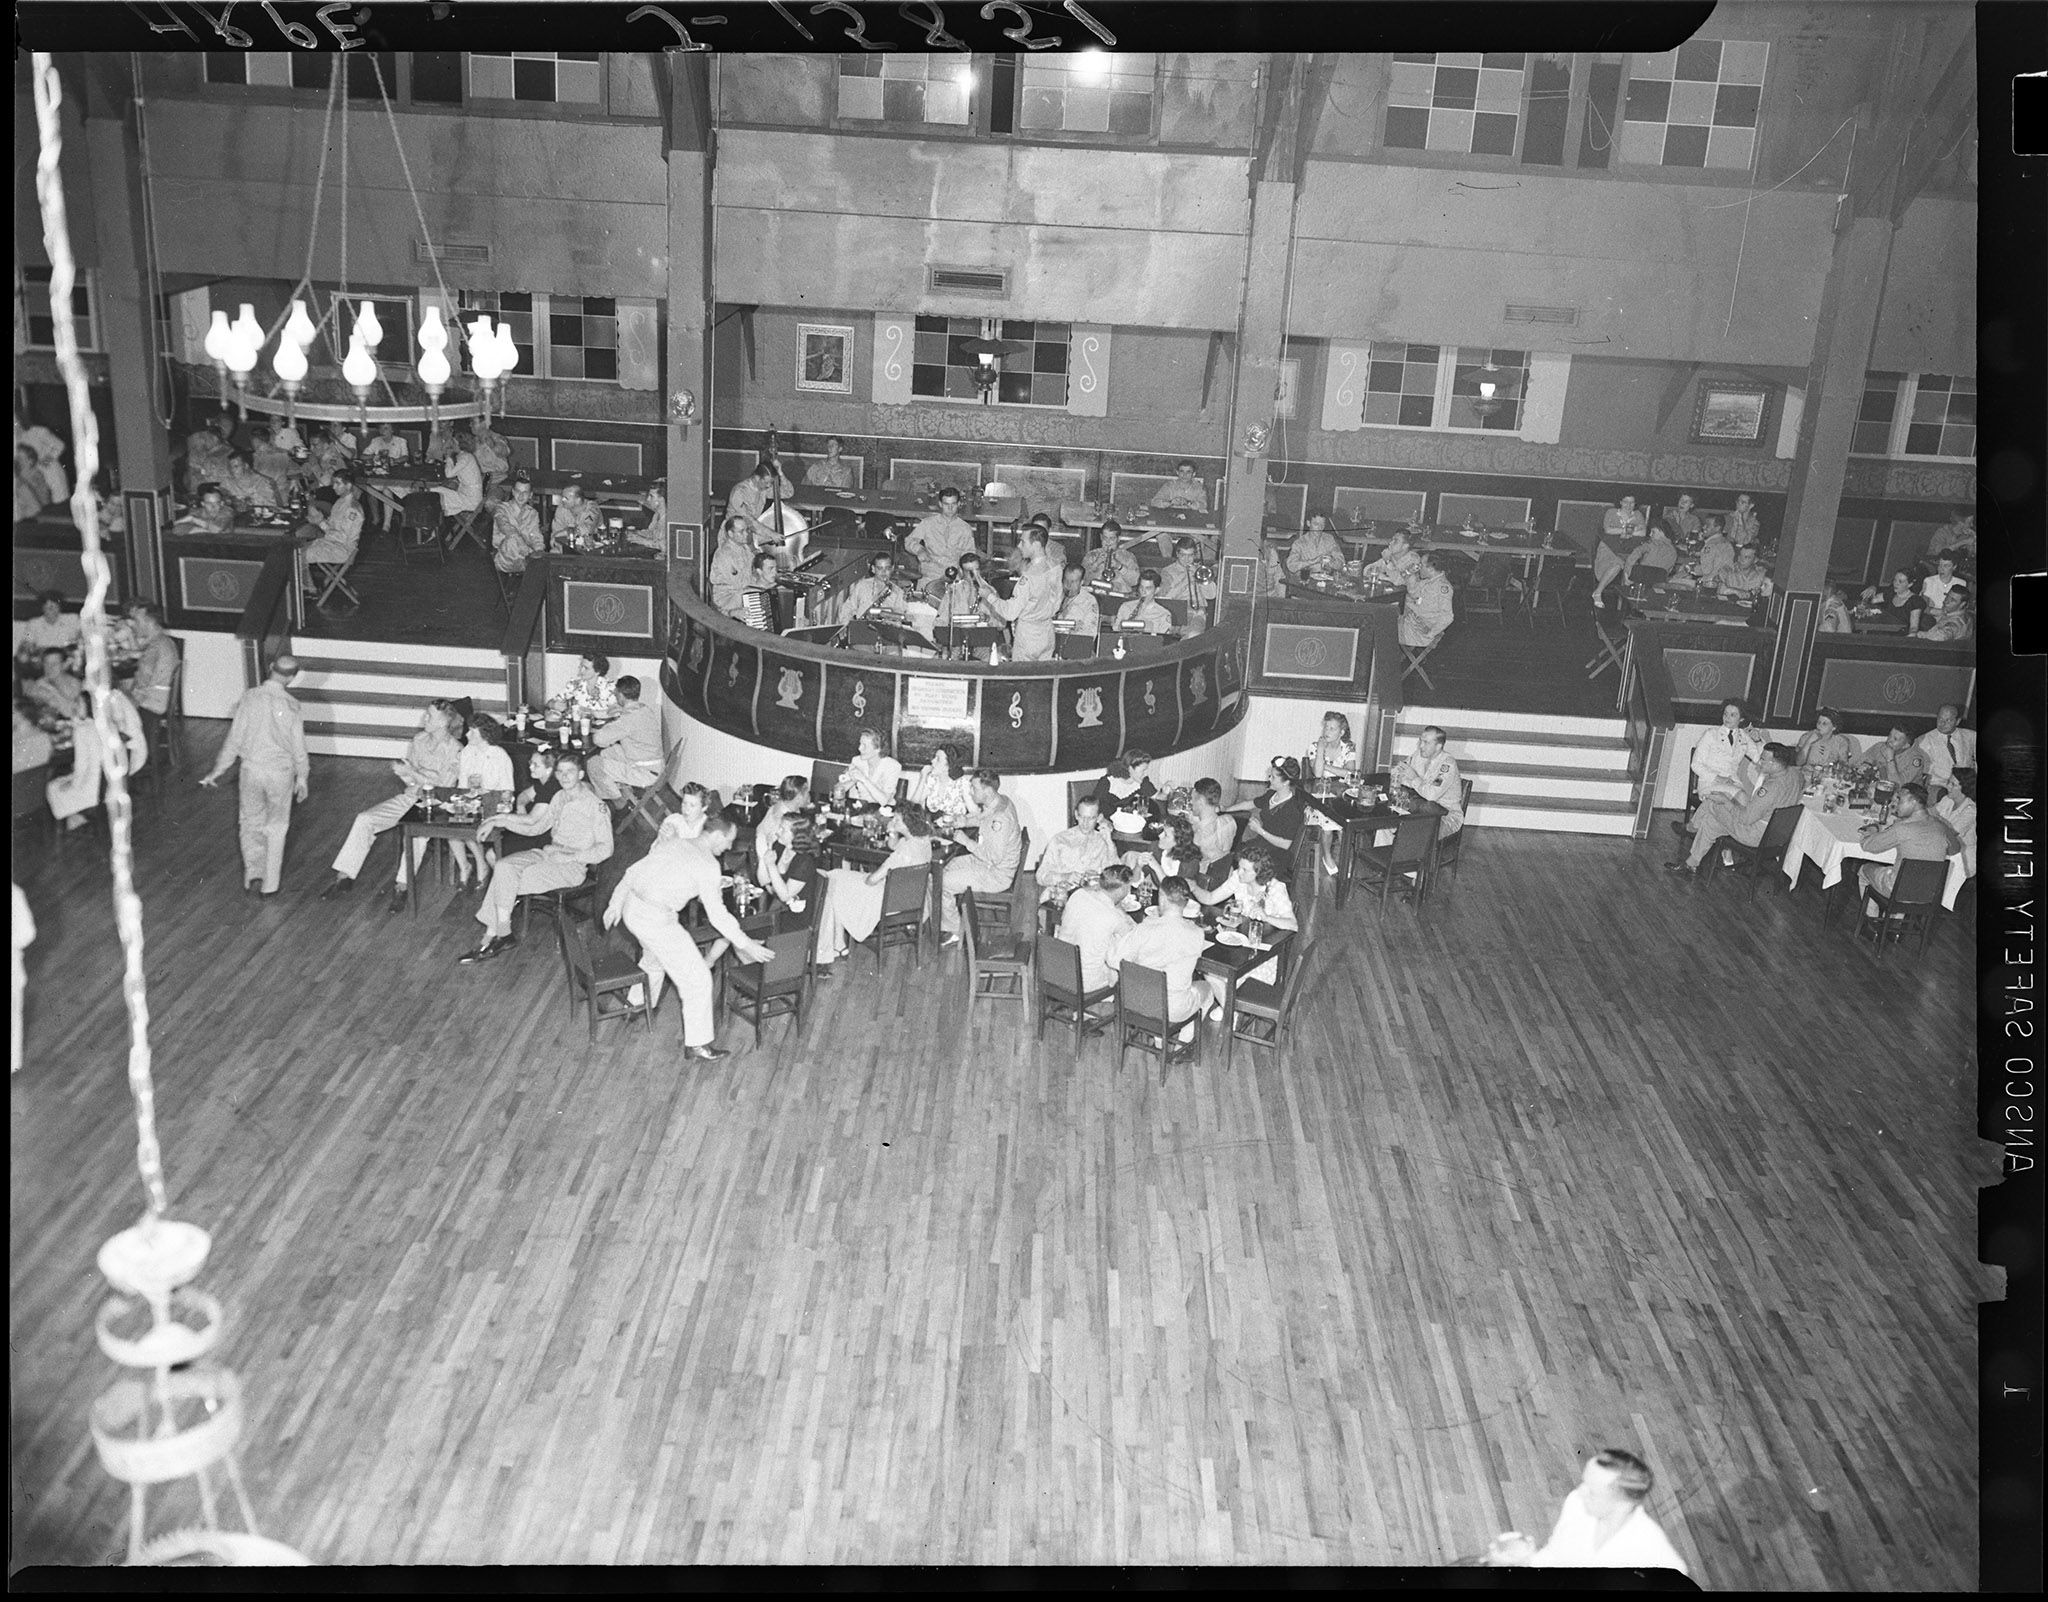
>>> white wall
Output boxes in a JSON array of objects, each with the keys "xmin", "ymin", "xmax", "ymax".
[
  {"xmin": 175, "ymin": 630, "xmax": 246, "ymax": 720},
  {"xmin": 1239, "ymin": 696, "xmax": 1372, "ymax": 781},
  {"xmin": 666, "ymin": 704, "xmax": 1254, "ymax": 871}
]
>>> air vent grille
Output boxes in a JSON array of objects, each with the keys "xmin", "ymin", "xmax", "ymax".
[
  {"xmin": 927, "ymin": 265, "xmax": 1010, "ymax": 296},
  {"xmin": 1504, "ymin": 303, "xmax": 1579, "ymax": 325},
  {"xmin": 416, "ymin": 240, "xmax": 493, "ymax": 265}
]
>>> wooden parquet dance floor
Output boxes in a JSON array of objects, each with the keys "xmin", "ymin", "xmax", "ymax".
[{"xmin": 11, "ymin": 732, "xmax": 1987, "ymax": 1582}]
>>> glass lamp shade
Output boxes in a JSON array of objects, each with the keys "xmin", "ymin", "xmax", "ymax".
[
  {"xmin": 341, "ymin": 338, "xmax": 378, "ymax": 392},
  {"xmin": 272, "ymin": 338, "xmax": 309, "ymax": 385},
  {"xmin": 353, "ymin": 301, "xmax": 384, "ymax": 351},
  {"xmin": 493, "ymin": 323, "xmax": 519, "ymax": 376},
  {"xmin": 418, "ymin": 347, "xmax": 452, "ymax": 391},
  {"xmin": 419, "ymin": 304, "xmax": 448, "ymax": 354},
  {"xmin": 467, "ymin": 318, "xmax": 502, "ymax": 381},
  {"xmin": 203, "ymin": 310, "xmax": 231, "ymax": 364},
  {"xmin": 283, "ymin": 298, "xmax": 318, "ymax": 351}
]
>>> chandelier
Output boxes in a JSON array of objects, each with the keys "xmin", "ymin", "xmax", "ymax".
[{"xmin": 193, "ymin": 60, "xmax": 519, "ymax": 431}]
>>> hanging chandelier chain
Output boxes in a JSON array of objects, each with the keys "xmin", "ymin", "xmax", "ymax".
[
  {"xmin": 32, "ymin": 53, "xmax": 168, "ymax": 1219},
  {"xmin": 280, "ymin": 68, "xmax": 345, "ymax": 352},
  {"xmin": 337, "ymin": 80, "xmax": 349, "ymax": 306},
  {"xmin": 370, "ymin": 53, "xmax": 461, "ymax": 362}
]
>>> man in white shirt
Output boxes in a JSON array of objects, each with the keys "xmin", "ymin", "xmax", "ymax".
[
  {"xmin": 1113, "ymin": 572, "xmax": 1176, "ymax": 636},
  {"xmin": 1913, "ymin": 704, "xmax": 1975, "ymax": 789},
  {"xmin": 198, "ymin": 653, "xmax": 308, "ymax": 897},
  {"xmin": 1920, "ymin": 554, "xmax": 1964, "ymax": 612},
  {"xmin": 989, "ymin": 525, "xmax": 1063, "ymax": 661},
  {"xmin": 1489, "ymin": 1449, "xmax": 1689, "ymax": 1575},
  {"xmin": 905, "ymin": 487, "xmax": 979, "ymax": 587},
  {"xmin": 360, "ymin": 422, "xmax": 411, "ymax": 468},
  {"xmin": 1056, "ymin": 564, "xmax": 1101, "ymax": 638},
  {"xmin": 586, "ymin": 676, "xmax": 664, "ymax": 803},
  {"xmin": 1057, "ymin": 863, "xmax": 1135, "ymax": 990}
]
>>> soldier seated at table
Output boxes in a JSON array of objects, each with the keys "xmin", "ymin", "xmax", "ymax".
[
  {"xmin": 1852, "ymin": 782, "xmax": 1958, "ymax": 915},
  {"xmin": 1037, "ymin": 793, "xmax": 1119, "ymax": 906},
  {"xmin": 586, "ymin": 676, "xmax": 663, "ymax": 805},
  {"xmin": 1106, "ymin": 877, "xmax": 1222, "ymax": 1043},
  {"xmin": 1666, "ymin": 741, "xmax": 1800, "ymax": 876},
  {"xmin": 1360, "ymin": 528, "xmax": 1426, "ymax": 589},
  {"xmin": 177, "ymin": 482, "xmax": 237, "ymax": 534},
  {"xmin": 1850, "ymin": 723, "xmax": 1928, "ymax": 789}
]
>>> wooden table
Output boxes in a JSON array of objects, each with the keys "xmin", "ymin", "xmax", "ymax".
[
  {"xmin": 398, "ymin": 787, "xmax": 511, "ymax": 917},
  {"xmin": 1330, "ymin": 524, "xmax": 1578, "ymax": 581},
  {"xmin": 1196, "ymin": 915, "xmax": 1296, "ymax": 1075},
  {"xmin": 1304, "ymin": 787, "xmax": 1447, "ymax": 909},
  {"xmin": 1060, "ymin": 504, "xmax": 1221, "ymax": 559},
  {"xmin": 525, "ymin": 471, "xmax": 656, "ymax": 526},
  {"xmin": 1633, "ymin": 586, "xmax": 1764, "ymax": 626},
  {"xmin": 1783, "ymin": 795, "xmax": 1968, "ymax": 910}
]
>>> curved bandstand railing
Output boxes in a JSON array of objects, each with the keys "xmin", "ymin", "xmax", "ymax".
[{"xmin": 660, "ymin": 587, "xmax": 1253, "ymax": 776}]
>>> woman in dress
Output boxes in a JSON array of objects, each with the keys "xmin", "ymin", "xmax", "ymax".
[
  {"xmin": 1305, "ymin": 711, "xmax": 1359, "ymax": 875},
  {"xmin": 1091, "ymin": 748, "xmax": 1157, "ymax": 821},
  {"xmin": 907, "ymin": 739, "xmax": 971, "ymax": 821},
  {"xmin": 1794, "ymin": 707, "xmax": 1857, "ymax": 770},
  {"xmin": 1936, "ymin": 767, "xmax": 1977, "ymax": 878},
  {"xmin": 813, "ymin": 803, "xmax": 935, "ymax": 972},
  {"xmin": 835, "ymin": 727, "xmax": 903, "ymax": 806},
  {"xmin": 1231, "ymin": 756, "xmax": 1308, "ymax": 881},
  {"xmin": 1189, "ymin": 841, "xmax": 1300, "ymax": 932},
  {"xmin": 451, "ymin": 713, "xmax": 516, "ymax": 887},
  {"xmin": 565, "ymin": 653, "xmax": 615, "ymax": 708},
  {"xmin": 17, "ymin": 591, "xmax": 80, "ymax": 665},
  {"xmin": 1590, "ymin": 494, "xmax": 1649, "ymax": 610},
  {"xmin": 1124, "ymin": 813, "xmax": 1200, "ymax": 890},
  {"xmin": 754, "ymin": 775, "xmax": 815, "ymax": 917},
  {"xmin": 1857, "ymin": 569, "xmax": 1923, "ymax": 631}
]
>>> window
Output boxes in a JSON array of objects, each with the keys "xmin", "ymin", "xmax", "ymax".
[
  {"xmin": 837, "ymin": 55, "xmax": 973, "ymax": 127},
  {"xmin": 326, "ymin": 294, "xmax": 414, "ymax": 369},
  {"xmin": 546, "ymin": 296, "xmax": 618, "ymax": 382},
  {"xmin": 204, "ymin": 52, "xmax": 398, "ymax": 99},
  {"xmin": 458, "ymin": 291, "xmax": 537, "ymax": 377},
  {"xmin": 466, "ymin": 52, "xmax": 603, "ymax": 106},
  {"xmin": 1384, "ymin": 54, "xmax": 1525, "ymax": 157},
  {"xmin": 911, "ymin": 317, "xmax": 1070, "ymax": 407},
  {"xmin": 1616, "ymin": 40, "xmax": 1767, "ymax": 172},
  {"xmin": 1017, "ymin": 52, "xmax": 1157, "ymax": 137},
  {"xmin": 16, "ymin": 265, "xmax": 100, "ymax": 352},
  {"xmin": 1357, "ymin": 343, "xmax": 1528, "ymax": 432},
  {"xmin": 411, "ymin": 53, "xmax": 464, "ymax": 105},
  {"xmin": 1852, "ymin": 372, "xmax": 1976, "ymax": 461}
]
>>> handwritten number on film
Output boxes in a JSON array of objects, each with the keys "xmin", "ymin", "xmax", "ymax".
[{"xmin": 129, "ymin": 0, "xmax": 365, "ymax": 48}]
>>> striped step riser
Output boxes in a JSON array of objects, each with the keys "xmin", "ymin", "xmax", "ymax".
[
  {"xmin": 307, "ymin": 733, "xmax": 416, "ymax": 762},
  {"xmin": 1394, "ymin": 709, "xmax": 1626, "ymax": 739},
  {"xmin": 1470, "ymin": 774, "xmax": 1633, "ymax": 803},
  {"xmin": 295, "ymin": 682, "xmax": 512, "ymax": 716},
  {"xmin": 289, "ymin": 638, "xmax": 506, "ymax": 672},
  {"xmin": 1392, "ymin": 736, "xmax": 1631, "ymax": 772},
  {"xmin": 295, "ymin": 668, "xmax": 508, "ymax": 698}
]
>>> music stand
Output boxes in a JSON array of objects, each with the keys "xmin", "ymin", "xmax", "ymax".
[
  {"xmin": 940, "ymin": 622, "xmax": 1005, "ymax": 660},
  {"xmin": 848, "ymin": 618, "xmax": 923, "ymax": 657}
]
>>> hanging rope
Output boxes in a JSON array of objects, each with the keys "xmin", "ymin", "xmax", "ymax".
[
  {"xmin": 370, "ymin": 54, "xmax": 462, "ymax": 366},
  {"xmin": 275, "ymin": 67, "xmax": 344, "ymax": 352},
  {"xmin": 31, "ymin": 53, "xmax": 168, "ymax": 1218}
]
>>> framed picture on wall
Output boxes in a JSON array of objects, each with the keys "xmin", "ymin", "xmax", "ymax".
[
  {"xmin": 1691, "ymin": 381, "xmax": 1774, "ymax": 445},
  {"xmin": 796, "ymin": 324, "xmax": 854, "ymax": 394}
]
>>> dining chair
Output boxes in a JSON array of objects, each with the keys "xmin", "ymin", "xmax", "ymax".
[
  {"xmin": 720, "ymin": 925, "xmax": 816, "ymax": 1048},
  {"xmin": 1114, "ymin": 962, "xmax": 1197, "ymax": 1077},
  {"xmin": 555, "ymin": 917, "xmax": 653, "ymax": 1040},
  {"xmin": 963, "ymin": 890, "xmax": 1031, "ymax": 1005},
  {"xmin": 1225, "ymin": 940, "xmax": 1311, "ymax": 1058},
  {"xmin": 1523, "ymin": 567, "xmax": 1572, "ymax": 625},
  {"xmin": 1429, "ymin": 779, "xmax": 1478, "ymax": 897},
  {"xmin": 398, "ymin": 492, "xmax": 447, "ymax": 566},
  {"xmin": 849, "ymin": 861, "xmax": 930, "ymax": 975},
  {"xmin": 1708, "ymin": 804, "xmax": 1804, "ymax": 901},
  {"xmin": 1034, "ymin": 933, "xmax": 1115, "ymax": 1051},
  {"xmin": 1342, "ymin": 812, "xmax": 1441, "ymax": 914},
  {"xmin": 513, "ymin": 872, "xmax": 599, "ymax": 941},
  {"xmin": 1854, "ymin": 856, "xmax": 1950, "ymax": 956}
]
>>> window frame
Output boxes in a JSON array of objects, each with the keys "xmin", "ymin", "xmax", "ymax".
[
  {"xmin": 17, "ymin": 264, "xmax": 102, "ymax": 353},
  {"xmin": 1610, "ymin": 40, "xmax": 1770, "ymax": 177},
  {"xmin": 1010, "ymin": 51, "xmax": 1162, "ymax": 144},
  {"xmin": 1850, "ymin": 371, "xmax": 1977, "ymax": 464},
  {"xmin": 909, "ymin": 315, "xmax": 1074, "ymax": 411},
  {"xmin": 462, "ymin": 51, "xmax": 610, "ymax": 115},
  {"xmin": 454, "ymin": 290, "xmax": 638, "ymax": 385},
  {"xmin": 196, "ymin": 52, "xmax": 636, "ymax": 120},
  {"xmin": 1352, "ymin": 342, "xmax": 1532, "ymax": 436},
  {"xmin": 1381, "ymin": 53, "xmax": 1533, "ymax": 163}
]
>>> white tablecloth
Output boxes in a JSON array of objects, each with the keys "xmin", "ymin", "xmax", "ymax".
[{"xmin": 1782, "ymin": 800, "xmax": 1967, "ymax": 909}]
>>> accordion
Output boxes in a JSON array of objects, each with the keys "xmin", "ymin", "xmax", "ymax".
[{"xmin": 741, "ymin": 589, "xmax": 774, "ymax": 632}]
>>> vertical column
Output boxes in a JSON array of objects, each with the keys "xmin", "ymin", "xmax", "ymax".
[
  {"xmin": 662, "ymin": 54, "xmax": 714, "ymax": 599},
  {"xmin": 1774, "ymin": 217, "xmax": 1895, "ymax": 597},
  {"xmin": 84, "ymin": 110, "xmax": 174, "ymax": 603}
]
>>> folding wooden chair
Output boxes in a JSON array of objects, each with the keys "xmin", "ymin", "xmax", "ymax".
[
  {"xmin": 1400, "ymin": 636, "xmax": 1442, "ymax": 692},
  {"xmin": 445, "ymin": 505, "xmax": 490, "ymax": 556},
  {"xmin": 309, "ymin": 558, "xmax": 360, "ymax": 613},
  {"xmin": 1584, "ymin": 619, "xmax": 1629, "ymax": 701}
]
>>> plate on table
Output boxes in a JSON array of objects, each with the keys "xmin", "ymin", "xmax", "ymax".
[{"xmin": 1213, "ymin": 928, "xmax": 1254, "ymax": 947}]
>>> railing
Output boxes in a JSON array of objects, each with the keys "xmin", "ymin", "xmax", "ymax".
[
  {"xmin": 498, "ymin": 556, "xmax": 551, "ymax": 716},
  {"xmin": 234, "ymin": 540, "xmax": 301, "ymax": 688},
  {"xmin": 1621, "ymin": 625, "xmax": 1670, "ymax": 839}
]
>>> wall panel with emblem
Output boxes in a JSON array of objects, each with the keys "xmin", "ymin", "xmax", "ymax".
[
  {"xmin": 662, "ymin": 595, "xmax": 1248, "ymax": 774},
  {"xmin": 548, "ymin": 554, "xmax": 668, "ymax": 657},
  {"xmin": 1244, "ymin": 597, "xmax": 1398, "ymax": 704}
]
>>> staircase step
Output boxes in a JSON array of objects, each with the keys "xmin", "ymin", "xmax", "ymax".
[
  {"xmin": 1395, "ymin": 735, "xmax": 1631, "ymax": 772},
  {"xmin": 291, "ymin": 637, "xmax": 505, "ymax": 670},
  {"xmin": 295, "ymin": 687, "xmax": 510, "ymax": 715},
  {"xmin": 1398, "ymin": 722, "xmax": 1630, "ymax": 753},
  {"xmin": 1472, "ymin": 773, "xmax": 1634, "ymax": 803},
  {"xmin": 1473, "ymin": 791, "xmax": 1635, "ymax": 815},
  {"xmin": 1468, "ymin": 800, "xmax": 1635, "ymax": 837},
  {"xmin": 291, "ymin": 653, "xmax": 506, "ymax": 686},
  {"xmin": 1395, "ymin": 707, "xmax": 1624, "ymax": 738}
]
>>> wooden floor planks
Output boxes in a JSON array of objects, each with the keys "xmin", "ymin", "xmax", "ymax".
[{"xmin": 10, "ymin": 725, "xmax": 1985, "ymax": 1582}]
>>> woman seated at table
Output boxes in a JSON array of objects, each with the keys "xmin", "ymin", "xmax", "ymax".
[
  {"xmin": 17, "ymin": 591, "xmax": 80, "ymax": 664},
  {"xmin": 1124, "ymin": 813, "xmax": 1202, "ymax": 891},
  {"xmin": 565, "ymin": 653, "xmax": 615, "ymax": 708},
  {"xmin": 1913, "ymin": 583, "xmax": 1973, "ymax": 643},
  {"xmin": 835, "ymin": 727, "xmax": 903, "ymax": 807},
  {"xmin": 177, "ymin": 482, "xmax": 237, "ymax": 535},
  {"xmin": 1794, "ymin": 708, "xmax": 1857, "ymax": 770},
  {"xmin": 1936, "ymin": 768, "xmax": 1977, "ymax": 878},
  {"xmin": 1817, "ymin": 583, "xmax": 1855, "ymax": 633},
  {"xmin": 1286, "ymin": 513, "xmax": 1347, "ymax": 579},
  {"xmin": 1659, "ymin": 492, "xmax": 1703, "ymax": 543},
  {"xmin": 1038, "ymin": 793, "xmax": 1120, "ymax": 907},
  {"xmin": 812, "ymin": 802, "xmax": 935, "ymax": 975},
  {"xmin": 1689, "ymin": 699, "xmax": 1765, "ymax": 811},
  {"xmin": 755, "ymin": 776, "xmax": 815, "ymax": 916},
  {"xmin": 23, "ymin": 648, "xmax": 86, "ymax": 723},
  {"xmin": 908, "ymin": 739, "xmax": 972, "ymax": 821},
  {"xmin": 1092, "ymin": 749, "xmax": 1157, "ymax": 822},
  {"xmin": 1590, "ymin": 494, "xmax": 1649, "ymax": 610},
  {"xmin": 448, "ymin": 713, "xmax": 517, "ymax": 888},
  {"xmin": 47, "ymin": 684, "xmax": 148, "ymax": 832},
  {"xmin": 1624, "ymin": 523, "xmax": 1679, "ymax": 588},
  {"xmin": 1187, "ymin": 841, "xmax": 1299, "ymax": 934},
  {"xmin": 1229, "ymin": 756, "xmax": 1308, "ymax": 881},
  {"xmin": 1302, "ymin": 712, "xmax": 1360, "ymax": 873},
  {"xmin": 1855, "ymin": 569, "xmax": 1923, "ymax": 631}
]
